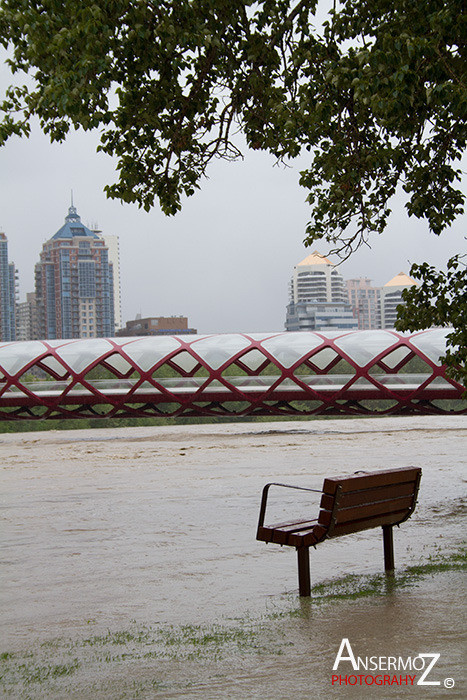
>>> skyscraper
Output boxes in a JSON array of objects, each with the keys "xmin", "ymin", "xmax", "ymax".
[
  {"xmin": 16, "ymin": 292, "xmax": 39, "ymax": 341},
  {"xmin": 380, "ymin": 272, "xmax": 418, "ymax": 329},
  {"xmin": 289, "ymin": 251, "xmax": 347, "ymax": 305},
  {"xmin": 35, "ymin": 203, "xmax": 115, "ymax": 339},
  {"xmin": 286, "ymin": 251, "xmax": 358, "ymax": 331},
  {"xmin": 101, "ymin": 234, "xmax": 122, "ymax": 332},
  {"xmin": 346, "ymin": 278, "xmax": 380, "ymax": 330},
  {"xmin": 89, "ymin": 227, "xmax": 122, "ymax": 332},
  {"xmin": 0, "ymin": 232, "xmax": 18, "ymax": 341}
]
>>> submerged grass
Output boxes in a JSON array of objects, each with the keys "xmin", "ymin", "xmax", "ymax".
[
  {"xmin": 1, "ymin": 547, "xmax": 465, "ymax": 697},
  {"xmin": 307, "ymin": 546, "xmax": 467, "ymax": 604}
]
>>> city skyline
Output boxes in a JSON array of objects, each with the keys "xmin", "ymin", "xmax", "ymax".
[
  {"xmin": 0, "ymin": 114, "xmax": 464, "ymax": 335},
  {"xmin": 0, "ymin": 211, "xmax": 454, "ymax": 340},
  {"xmin": 3, "ymin": 209, "xmax": 424, "ymax": 341}
]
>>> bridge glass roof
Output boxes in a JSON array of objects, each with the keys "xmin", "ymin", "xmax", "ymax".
[{"xmin": 0, "ymin": 330, "xmax": 463, "ymax": 419}]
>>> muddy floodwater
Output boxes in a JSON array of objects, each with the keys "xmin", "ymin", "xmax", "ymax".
[{"xmin": 1, "ymin": 415, "xmax": 466, "ymax": 698}]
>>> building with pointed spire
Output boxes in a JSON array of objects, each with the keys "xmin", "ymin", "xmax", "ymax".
[
  {"xmin": 35, "ymin": 202, "xmax": 115, "ymax": 339},
  {"xmin": 380, "ymin": 272, "xmax": 418, "ymax": 329},
  {"xmin": 286, "ymin": 251, "xmax": 358, "ymax": 331}
]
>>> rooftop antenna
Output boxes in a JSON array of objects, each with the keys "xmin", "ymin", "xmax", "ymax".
[{"xmin": 71, "ymin": 189, "xmax": 74, "ymax": 207}]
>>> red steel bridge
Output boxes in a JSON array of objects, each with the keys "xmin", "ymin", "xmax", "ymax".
[{"xmin": 0, "ymin": 329, "xmax": 464, "ymax": 421}]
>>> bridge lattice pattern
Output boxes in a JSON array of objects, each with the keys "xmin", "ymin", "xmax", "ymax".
[{"xmin": 0, "ymin": 329, "xmax": 464, "ymax": 420}]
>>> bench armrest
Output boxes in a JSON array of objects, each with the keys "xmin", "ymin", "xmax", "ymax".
[{"xmin": 257, "ymin": 482, "xmax": 322, "ymax": 530}]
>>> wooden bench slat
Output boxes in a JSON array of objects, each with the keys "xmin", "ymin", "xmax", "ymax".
[
  {"xmin": 268, "ymin": 519, "xmax": 318, "ymax": 534},
  {"xmin": 322, "ymin": 467, "xmax": 420, "ymax": 495},
  {"xmin": 288, "ymin": 526, "xmax": 327, "ymax": 547},
  {"xmin": 320, "ymin": 481, "xmax": 416, "ymax": 510},
  {"xmin": 258, "ymin": 527, "xmax": 313, "ymax": 546},
  {"xmin": 327, "ymin": 509, "xmax": 413, "ymax": 538},
  {"xmin": 258, "ymin": 519, "xmax": 318, "ymax": 545},
  {"xmin": 260, "ymin": 517, "xmax": 316, "ymax": 531},
  {"xmin": 318, "ymin": 495, "xmax": 414, "ymax": 528}
]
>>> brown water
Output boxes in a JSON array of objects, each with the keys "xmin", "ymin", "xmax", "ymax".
[{"xmin": 1, "ymin": 416, "xmax": 466, "ymax": 698}]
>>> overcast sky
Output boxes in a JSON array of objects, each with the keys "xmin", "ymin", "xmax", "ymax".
[{"xmin": 0, "ymin": 52, "xmax": 465, "ymax": 334}]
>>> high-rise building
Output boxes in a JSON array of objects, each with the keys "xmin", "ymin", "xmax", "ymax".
[
  {"xmin": 289, "ymin": 251, "xmax": 348, "ymax": 305},
  {"xmin": 346, "ymin": 278, "xmax": 381, "ymax": 330},
  {"xmin": 35, "ymin": 203, "xmax": 115, "ymax": 339},
  {"xmin": 380, "ymin": 272, "xmax": 418, "ymax": 328},
  {"xmin": 16, "ymin": 292, "xmax": 39, "ymax": 341},
  {"xmin": 92, "ymin": 230, "xmax": 122, "ymax": 332},
  {"xmin": 286, "ymin": 251, "xmax": 357, "ymax": 331},
  {"xmin": 0, "ymin": 232, "xmax": 18, "ymax": 341}
]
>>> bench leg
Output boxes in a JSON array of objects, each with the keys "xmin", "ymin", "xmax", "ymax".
[
  {"xmin": 382, "ymin": 525, "xmax": 395, "ymax": 573},
  {"xmin": 296, "ymin": 546, "xmax": 311, "ymax": 596}
]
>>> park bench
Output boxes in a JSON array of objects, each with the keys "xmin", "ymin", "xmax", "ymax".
[{"xmin": 256, "ymin": 466, "xmax": 422, "ymax": 596}]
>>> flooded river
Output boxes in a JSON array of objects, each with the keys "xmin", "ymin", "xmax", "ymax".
[{"xmin": 1, "ymin": 415, "xmax": 466, "ymax": 698}]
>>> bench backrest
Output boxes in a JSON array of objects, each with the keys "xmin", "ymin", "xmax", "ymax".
[{"xmin": 315, "ymin": 467, "xmax": 422, "ymax": 541}]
